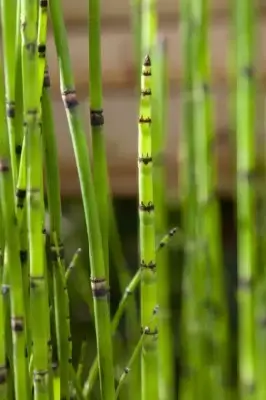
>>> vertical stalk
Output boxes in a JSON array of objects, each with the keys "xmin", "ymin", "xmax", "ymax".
[
  {"xmin": 152, "ymin": 39, "xmax": 175, "ymax": 400},
  {"xmin": 235, "ymin": 0, "xmax": 256, "ymax": 398},
  {"xmin": 138, "ymin": 55, "xmax": 158, "ymax": 400},
  {"xmin": 0, "ymin": 62, "xmax": 29, "ymax": 400},
  {"xmin": 20, "ymin": 0, "xmax": 50, "ymax": 397},
  {"xmin": 42, "ymin": 66, "xmax": 71, "ymax": 398},
  {"xmin": 49, "ymin": 0, "xmax": 115, "ymax": 398},
  {"xmin": 88, "ymin": 0, "xmax": 109, "ymax": 279},
  {"xmin": 179, "ymin": 1, "xmax": 201, "ymax": 398},
  {"xmin": 0, "ymin": 0, "xmax": 19, "ymax": 184},
  {"xmin": 192, "ymin": 0, "xmax": 230, "ymax": 398}
]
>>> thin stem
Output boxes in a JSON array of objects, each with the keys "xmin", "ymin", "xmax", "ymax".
[{"xmin": 49, "ymin": 0, "xmax": 115, "ymax": 397}]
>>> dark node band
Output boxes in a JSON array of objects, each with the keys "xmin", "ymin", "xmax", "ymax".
[
  {"xmin": 139, "ymin": 201, "xmax": 154, "ymax": 213},
  {"xmin": 40, "ymin": 0, "xmax": 48, "ymax": 7},
  {"xmin": 0, "ymin": 365, "xmax": 7, "ymax": 385},
  {"xmin": 1, "ymin": 285, "xmax": 10, "ymax": 296},
  {"xmin": 68, "ymin": 357, "xmax": 73, "ymax": 364},
  {"xmin": 62, "ymin": 90, "xmax": 79, "ymax": 109},
  {"xmin": 27, "ymin": 108, "xmax": 38, "ymax": 116},
  {"xmin": 140, "ymin": 326, "xmax": 158, "ymax": 336},
  {"xmin": 33, "ymin": 369, "xmax": 49, "ymax": 382},
  {"xmin": 140, "ymin": 260, "xmax": 156, "ymax": 270},
  {"xmin": 143, "ymin": 55, "xmax": 151, "ymax": 67},
  {"xmin": 238, "ymin": 277, "xmax": 253, "ymax": 290},
  {"xmin": 258, "ymin": 315, "xmax": 266, "ymax": 328},
  {"xmin": 15, "ymin": 144, "xmax": 22, "ymax": 155},
  {"xmin": 68, "ymin": 336, "xmax": 72, "ymax": 342},
  {"xmin": 11, "ymin": 317, "xmax": 24, "ymax": 332},
  {"xmin": 38, "ymin": 44, "xmax": 46, "ymax": 58},
  {"xmin": 25, "ymin": 42, "xmax": 37, "ymax": 55},
  {"xmin": 20, "ymin": 250, "xmax": 28, "ymax": 264},
  {"xmin": 237, "ymin": 168, "xmax": 262, "ymax": 183},
  {"xmin": 138, "ymin": 154, "xmax": 152, "ymax": 165},
  {"xmin": 0, "ymin": 159, "xmax": 10, "ymax": 172},
  {"xmin": 241, "ymin": 65, "xmax": 254, "ymax": 79},
  {"xmin": 29, "ymin": 275, "xmax": 45, "ymax": 289},
  {"xmin": 51, "ymin": 362, "xmax": 58, "ymax": 371},
  {"xmin": 141, "ymin": 88, "xmax": 152, "ymax": 96},
  {"xmin": 50, "ymin": 243, "xmax": 65, "ymax": 262},
  {"xmin": 90, "ymin": 109, "xmax": 104, "ymax": 127},
  {"xmin": 124, "ymin": 367, "xmax": 130, "ymax": 374},
  {"xmin": 138, "ymin": 116, "xmax": 152, "ymax": 124},
  {"xmin": 90, "ymin": 277, "xmax": 109, "ymax": 298},
  {"xmin": 16, "ymin": 188, "xmax": 26, "ymax": 199},
  {"xmin": 43, "ymin": 68, "xmax": 51, "ymax": 88},
  {"xmin": 6, "ymin": 101, "xmax": 15, "ymax": 118},
  {"xmin": 202, "ymin": 82, "xmax": 210, "ymax": 93},
  {"xmin": 142, "ymin": 70, "xmax": 152, "ymax": 77}
]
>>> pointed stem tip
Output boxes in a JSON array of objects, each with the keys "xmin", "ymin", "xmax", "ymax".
[{"xmin": 143, "ymin": 54, "xmax": 151, "ymax": 67}]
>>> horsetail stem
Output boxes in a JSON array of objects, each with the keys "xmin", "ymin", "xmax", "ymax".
[
  {"xmin": 0, "ymin": 245, "xmax": 7, "ymax": 399},
  {"xmin": 178, "ymin": 1, "xmax": 201, "ymax": 397},
  {"xmin": 50, "ymin": 234, "xmax": 71, "ymax": 399},
  {"xmin": 65, "ymin": 248, "xmax": 82, "ymax": 283},
  {"xmin": 0, "ymin": 0, "xmax": 19, "ymax": 185},
  {"xmin": 37, "ymin": 0, "xmax": 48, "ymax": 93},
  {"xmin": 0, "ymin": 62, "xmax": 29, "ymax": 400},
  {"xmin": 20, "ymin": 0, "xmax": 50, "ymax": 396},
  {"xmin": 49, "ymin": 0, "xmax": 115, "ymax": 397},
  {"xmin": 83, "ymin": 227, "xmax": 178, "ymax": 397},
  {"xmin": 138, "ymin": 54, "xmax": 158, "ymax": 400},
  {"xmin": 88, "ymin": 0, "xmax": 109, "ymax": 279},
  {"xmin": 152, "ymin": 38, "xmax": 175, "ymax": 400},
  {"xmin": 236, "ymin": 0, "xmax": 256, "ymax": 397}
]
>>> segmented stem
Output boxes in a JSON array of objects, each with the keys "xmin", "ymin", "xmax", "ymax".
[{"xmin": 138, "ymin": 55, "xmax": 158, "ymax": 400}]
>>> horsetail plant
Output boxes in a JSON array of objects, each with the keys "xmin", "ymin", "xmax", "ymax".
[
  {"xmin": 138, "ymin": 54, "xmax": 158, "ymax": 400},
  {"xmin": 0, "ymin": 0, "xmax": 19, "ymax": 185},
  {"xmin": 192, "ymin": 0, "xmax": 230, "ymax": 397},
  {"xmin": 235, "ymin": 0, "xmax": 257, "ymax": 398},
  {"xmin": 0, "ymin": 61, "xmax": 29, "ymax": 400},
  {"xmin": 88, "ymin": 0, "xmax": 109, "ymax": 279},
  {"xmin": 83, "ymin": 227, "xmax": 178, "ymax": 397},
  {"xmin": 20, "ymin": 0, "xmax": 51, "ymax": 396},
  {"xmin": 49, "ymin": 0, "xmax": 115, "ymax": 397}
]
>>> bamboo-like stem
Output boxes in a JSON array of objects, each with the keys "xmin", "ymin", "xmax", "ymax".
[
  {"xmin": 178, "ymin": 1, "xmax": 201, "ymax": 398},
  {"xmin": 88, "ymin": 0, "xmax": 109, "ymax": 279},
  {"xmin": 83, "ymin": 228, "xmax": 178, "ymax": 397},
  {"xmin": 138, "ymin": 55, "xmax": 158, "ymax": 400},
  {"xmin": 41, "ymin": 65, "xmax": 72, "ymax": 397},
  {"xmin": 152, "ymin": 38, "xmax": 175, "ymax": 400},
  {"xmin": 141, "ymin": 0, "xmax": 157, "ymax": 57},
  {"xmin": 235, "ymin": 0, "xmax": 256, "ymax": 398},
  {"xmin": 0, "ymin": 234, "xmax": 7, "ymax": 399},
  {"xmin": 0, "ymin": 61, "xmax": 29, "ymax": 400},
  {"xmin": 20, "ymin": 0, "xmax": 50, "ymax": 396},
  {"xmin": 0, "ymin": 0, "xmax": 19, "ymax": 185},
  {"xmin": 192, "ymin": 1, "xmax": 230, "ymax": 398},
  {"xmin": 49, "ymin": 0, "xmax": 115, "ymax": 398}
]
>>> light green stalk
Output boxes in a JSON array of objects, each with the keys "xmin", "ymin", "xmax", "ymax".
[
  {"xmin": 152, "ymin": 39, "xmax": 175, "ymax": 400},
  {"xmin": 235, "ymin": 0, "xmax": 256, "ymax": 398},
  {"xmin": 41, "ymin": 66, "xmax": 71, "ymax": 398},
  {"xmin": 0, "ymin": 227, "xmax": 7, "ymax": 399},
  {"xmin": 0, "ymin": 0, "xmax": 19, "ymax": 185},
  {"xmin": 130, "ymin": 0, "xmax": 142, "ymax": 86},
  {"xmin": 20, "ymin": 0, "xmax": 50, "ymax": 396},
  {"xmin": 0, "ymin": 62, "xmax": 29, "ymax": 400},
  {"xmin": 115, "ymin": 305, "xmax": 159, "ymax": 400},
  {"xmin": 88, "ymin": 0, "xmax": 109, "ymax": 279},
  {"xmin": 83, "ymin": 227, "xmax": 177, "ymax": 397},
  {"xmin": 178, "ymin": 1, "xmax": 201, "ymax": 398},
  {"xmin": 141, "ymin": 0, "xmax": 157, "ymax": 57},
  {"xmin": 138, "ymin": 55, "xmax": 158, "ymax": 400},
  {"xmin": 192, "ymin": 0, "xmax": 230, "ymax": 398},
  {"xmin": 49, "ymin": 0, "xmax": 115, "ymax": 398}
]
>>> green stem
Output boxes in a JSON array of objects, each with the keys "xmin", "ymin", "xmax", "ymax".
[
  {"xmin": 88, "ymin": 0, "xmax": 109, "ymax": 279},
  {"xmin": 49, "ymin": 0, "xmax": 115, "ymax": 397},
  {"xmin": 138, "ymin": 54, "xmax": 158, "ymax": 400}
]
